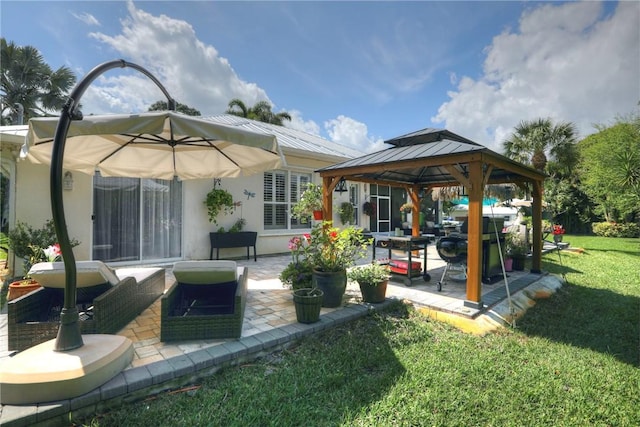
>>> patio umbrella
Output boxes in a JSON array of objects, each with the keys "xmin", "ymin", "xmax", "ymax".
[
  {"xmin": 22, "ymin": 110, "xmax": 283, "ymax": 180},
  {"xmin": 21, "ymin": 60, "xmax": 283, "ymax": 351}
]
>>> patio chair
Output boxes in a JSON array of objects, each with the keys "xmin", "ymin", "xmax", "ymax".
[
  {"xmin": 8, "ymin": 261, "xmax": 165, "ymax": 352},
  {"xmin": 160, "ymin": 260, "xmax": 248, "ymax": 341}
]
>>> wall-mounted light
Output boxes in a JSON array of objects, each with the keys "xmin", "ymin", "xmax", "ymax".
[
  {"xmin": 334, "ymin": 177, "xmax": 347, "ymax": 193},
  {"xmin": 63, "ymin": 171, "xmax": 73, "ymax": 191}
]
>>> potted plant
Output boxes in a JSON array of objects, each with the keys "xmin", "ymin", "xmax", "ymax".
[
  {"xmin": 348, "ymin": 262, "xmax": 390, "ymax": 303},
  {"xmin": 279, "ymin": 236, "xmax": 314, "ymax": 290},
  {"xmin": 399, "ymin": 202, "xmax": 413, "ymax": 223},
  {"xmin": 338, "ymin": 201, "xmax": 355, "ymax": 225},
  {"xmin": 291, "ymin": 183, "xmax": 323, "ymax": 222},
  {"xmin": 280, "ymin": 235, "xmax": 323, "ymax": 323},
  {"xmin": 552, "ymin": 224, "xmax": 566, "ymax": 243},
  {"xmin": 362, "ymin": 201, "xmax": 375, "ymax": 217},
  {"xmin": 307, "ymin": 221, "xmax": 371, "ymax": 307},
  {"xmin": 505, "ymin": 232, "xmax": 528, "ymax": 271},
  {"xmin": 7, "ymin": 220, "xmax": 79, "ymax": 276},
  {"xmin": 203, "ymin": 184, "xmax": 235, "ymax": 226}
]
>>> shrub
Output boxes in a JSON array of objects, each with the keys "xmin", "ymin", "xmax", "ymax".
[
  {"xmin": 7, "ymin": 220, "xmax": 80, "ymax": 273},
  {"xmin": 592, "ymin": 222, "xmax": 640, "ymax": 238}
]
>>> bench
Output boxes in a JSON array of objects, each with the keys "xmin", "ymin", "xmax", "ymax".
[{"xmin": 209, "ymin": 231, "xmax": 257, "ymax": 261}]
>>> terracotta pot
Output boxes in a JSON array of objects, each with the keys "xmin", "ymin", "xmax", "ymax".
[
  {"xmin": 312, "ymin": 210, "xmax": 323, "ymax": 220},
  {"xmin": 7, "ymin": 279, "xmax": 42, "ymax": 301}
]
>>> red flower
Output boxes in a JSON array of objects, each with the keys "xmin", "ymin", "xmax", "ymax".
[{"xmin": 552, "ymin": 225, "xmax": 565, "ymax": 235}]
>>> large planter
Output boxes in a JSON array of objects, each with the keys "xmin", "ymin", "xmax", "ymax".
[
  {"xmin": 358, "ymin": 280, "xmax": 388, "ymax": 303},
  {"xmin": 312, "ymin": 269, "xmax": 347, "ymax": 308},
  {"xmin": 7, "ymin": 279, "xmax": 41, "ymax": 301},
  {"xmin": 512, "ymin": 256, "xmax": 526, "ymax": 271},
  {"xmin": 292, "ymin": 288, "xmax": 323, "ymax": 323},
  {"xmin": 504, "ymin": 258, "xmax": 513, "ymax": 272}
]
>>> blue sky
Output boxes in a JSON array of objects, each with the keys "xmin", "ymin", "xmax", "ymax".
[{"xmin": 2, "ymin": 1, "xmax": 638, "ymax": 153}]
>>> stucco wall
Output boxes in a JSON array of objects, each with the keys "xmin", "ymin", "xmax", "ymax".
[{"xmin": 9, "ymin": 148, "xmax": 364, "ymax": 270}]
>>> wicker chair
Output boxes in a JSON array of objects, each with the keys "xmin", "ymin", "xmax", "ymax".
[
  {"xmin": 8, "ymin": 261, "xmax": 165, "ymax": 352},
  {"xmin": 160, "ymin": 260, "xmax": 248, "ymax": 341}
]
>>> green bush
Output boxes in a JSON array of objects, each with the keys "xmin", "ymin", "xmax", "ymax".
[
  {"xmin": 6, "ymin": 220, "xmax": 80, "ymax": 272},
  {"xmin": 591, "ymin": 221, "xmax": 640, "ymax": 238}
]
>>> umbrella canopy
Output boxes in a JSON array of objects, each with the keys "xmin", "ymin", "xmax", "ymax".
[{"xmin": 22, "ymin": 111, "xmax": 283, "ymax": 180}]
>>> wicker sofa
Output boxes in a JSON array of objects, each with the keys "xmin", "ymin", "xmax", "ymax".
[
  {"xmin": 160, "ymin": 260, "xmax": 248, "ymax": 341},
  {"xmin": 8, "ymin": 261, "xmax": 165, "ymax": 352}
]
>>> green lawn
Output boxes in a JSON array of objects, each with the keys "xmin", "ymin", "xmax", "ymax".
[{"xmin": 71, "ymin": 235, "xmax": 639, "ymax": 426}]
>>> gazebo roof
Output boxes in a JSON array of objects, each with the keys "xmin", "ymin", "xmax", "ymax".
[{"xmin": 317, "ymin": 128, "xmax": 545, "ymax": 188}]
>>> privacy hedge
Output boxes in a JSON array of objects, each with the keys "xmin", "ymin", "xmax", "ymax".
[{"xmin": 591, "ymin": 221, "xmax": 640, "ymax": 237}]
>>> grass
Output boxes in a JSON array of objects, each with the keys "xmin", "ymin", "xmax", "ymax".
[{"xmin": 68, "ymin": 235, "xmax": 638, "ymax": 426}]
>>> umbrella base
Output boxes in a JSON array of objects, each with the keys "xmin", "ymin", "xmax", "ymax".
[{"xmin": 0, "ymin": 334, "xmax": 133, "ymax": 405}]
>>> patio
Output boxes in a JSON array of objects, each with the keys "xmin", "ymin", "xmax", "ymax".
[{"xmin": 0, "ymin": 243, "xmax": 562, "ymax": 426}]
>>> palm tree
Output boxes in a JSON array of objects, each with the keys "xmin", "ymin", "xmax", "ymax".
[
  {"xmin": 1, "ymin": 38, "xmax": 76, "ymax": 124},
  {"xmin": 226, "ymin": 98, "xmax": 291, "ymax": 126},
  {"xmin": 502, "ymin": 118, "xmax": 578, "ymax": 173}
]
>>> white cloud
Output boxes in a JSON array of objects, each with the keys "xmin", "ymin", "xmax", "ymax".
[
  {"xmin": 432, "ymin": 1, "xmax": 640, "ymax": 152},
  {"xmin": 285, "ymin": 110, "xmax": 321, "ymax": 136},
  {"xmin": 324, "ymin": 115, "xmax": 386, "ymax": 154},
  {"xmin": 80, "ymin": 1, "xmax": 270, "ymax": 116},
  {"xmin": 71, "ymin": 12, "xmax": 100, "ymax": 26}
]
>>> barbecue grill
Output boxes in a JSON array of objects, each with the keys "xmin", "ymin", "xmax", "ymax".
[{"xmin": 436, "ymin": 236, "xmax": 468, "ymax": 291}]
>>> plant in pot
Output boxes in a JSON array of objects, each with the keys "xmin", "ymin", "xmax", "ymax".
[
  {"xmin": 362, "ymin": 200, "xmax": 375, "ymax": 217},
  {"xmin": 279, "ymin": 235, "xmax": 323, "ymax": 323},
  {"xmin": 505, "ymin": 232, "xmax": 528, "ymax": 271},
  {"xmin": 203, "ymin": 183, "xmax": 235, "ymax": 226},
  {"xmin": 291, "ymin": 183, "xmax": 323, "ymax": 223},
  {"xmin": 348, "ymin": 262, "xmax": 390, "ymax": 303},
  {"xmin": 307, "ymin": 221, "xmax": 371, "ymax": 307},
  {"xmin": 6, "ymin": 219, "xmax": 80, "ymax": 277},
  {"xmin": 338, "ymin": 201, "xmax": 355, "ymax": 225}
]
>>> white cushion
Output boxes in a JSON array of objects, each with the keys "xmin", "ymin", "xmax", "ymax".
[
  {"xmin": 172, "ymin": 260, "xmax": 238, "ymax": 285},
  {"xmin": 28, "ymin": 261, "xmax": 119, "ymax": 289}
]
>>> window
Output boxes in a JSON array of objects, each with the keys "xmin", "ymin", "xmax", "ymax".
[
  {"xmin": 92, "ymin": 174, "xmax": 182, "ymax": 262},
  {"xmin": 264, "ymin": 171, "xmax": 311, "ymax": 230},
  {"xmin": 349, "ymin": 184, "xmax": 359, "ymax": 225}
]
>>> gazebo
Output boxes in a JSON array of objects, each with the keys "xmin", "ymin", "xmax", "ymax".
[{"xmin": 317, "ymin": 128, "xmax": 546, "ymax": 309}]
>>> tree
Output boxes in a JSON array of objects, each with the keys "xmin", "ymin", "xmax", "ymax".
[
  {"xmin": 578, "ymin": 119, "xmax": 640, "ymax": 223},
  {"xmin": 1, "ymin": 38, "xmax": 76, "ymax": 124},
  {"xmin": 502, "ymin": 118, "xmax": 578, "ymax": 173},
  {"xmin": 148, "ymin": 100, "xmax": 201, "ymax": 116},
  {"xmin": 226, "ymin": 98, "xmax": 291, "ymax": 126}
]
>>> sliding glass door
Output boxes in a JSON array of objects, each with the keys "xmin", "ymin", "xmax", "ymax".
[{"xmin": 92, "ymin": 174, "xmax": 182, "ymax": 262}]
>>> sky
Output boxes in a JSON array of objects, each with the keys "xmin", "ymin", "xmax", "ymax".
[{"xmin": 2, "ymin": 1, "xmax": 639, "ymax": 154}]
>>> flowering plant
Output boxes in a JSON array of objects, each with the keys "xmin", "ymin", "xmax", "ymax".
[
  {"xmin": 279, "ymin": 235, "xmax": 313, "ymax": 289},
  {"xmin": 307, "ymin": 221, "xmax": 371, "ymax": 272},
  {"xmin": 399, "ymin": 202, "xmax": 413, "ymax": 213},
  {"xmin": 291, "ymin": 183, "xmax": 323, "ymax": 221},
  {"xmin": 43, "ymin": 244, "xmax": 62, "ymax": 261},
  {"xmin": 552, "ymin": 224, "xmax": 565, "ymax": 235}
]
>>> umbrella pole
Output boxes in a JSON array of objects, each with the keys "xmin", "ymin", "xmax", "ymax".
[{"xmin": 50, "ymin": 60, "xmax": 176, "ymax": 352}]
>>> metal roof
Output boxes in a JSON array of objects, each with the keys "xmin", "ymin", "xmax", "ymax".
[
  {"xmin": 317, "ymin": 128, "xmax": 545, "ymax": 187},
  {"xmin": 202, "ymin": 115, "xmax": 364, "ymax": 160}
]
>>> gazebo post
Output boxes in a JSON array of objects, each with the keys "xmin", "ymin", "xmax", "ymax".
[
  {"xmin": 409, "ymin": 185, "xmax": 421, "ymax": 236},
  {"xmin": 531, "ymin": 180, "xmax": 544, "ymax": 273},
  {"xmin": 322, "ymin": 176, "xmax": 333, "ymax": 223},
  {"xmin": 465, "ymin": 161, "xmax": 484, "ymax": 309}
]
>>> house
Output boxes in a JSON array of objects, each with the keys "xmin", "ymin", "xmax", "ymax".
[{"xmin": 1, "ymin": 115, "xmax": 372, "ymax": 277}]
